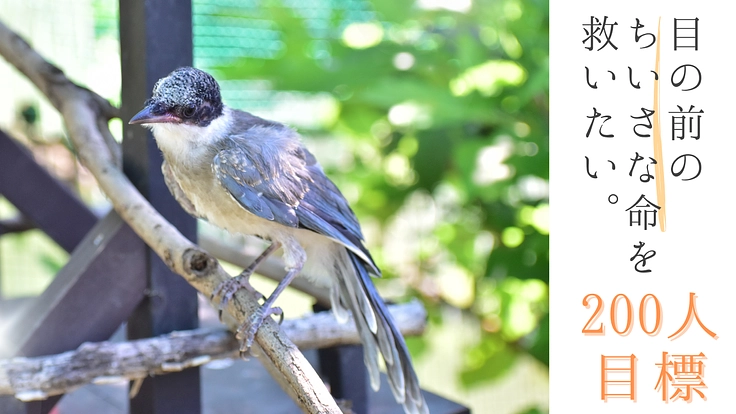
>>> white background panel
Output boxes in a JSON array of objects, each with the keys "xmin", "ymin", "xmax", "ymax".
[{"xmin": 551, "ymin": 1, "xmax": 733, "ymax": 412}]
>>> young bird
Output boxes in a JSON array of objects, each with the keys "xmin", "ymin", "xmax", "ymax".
[{"xmin": 129, "ymin": 67, "xmax": 428, "ymax": 414}]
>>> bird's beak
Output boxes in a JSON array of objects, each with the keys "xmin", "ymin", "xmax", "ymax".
[{"xmin": 129, "ymin": 105, "xmax": 181, "ymax": 125}]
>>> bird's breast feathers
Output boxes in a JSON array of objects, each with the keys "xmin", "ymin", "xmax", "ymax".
[
  {"xmin": 150, "ymin": 106, "xmax": 307, "ymax": 237},
  {"xmin": 149, "ymin": 105, "xmax": 374, "ymax": 277}
]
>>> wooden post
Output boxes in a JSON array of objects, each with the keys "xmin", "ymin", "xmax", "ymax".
[
  {"xmin": 119, "ymin": 1, "xmax": 201, "ymax": 413},
  {"xmin": 0, "ymin": 132, "xmax": 97, "ymax": 253},
  {"xmin": 313, "ymin": 304, "xmax": 369, "ymax": 413},
  {"xmin": 0, "ymin": 130, "xmax": 143, "ymax": 414},
  {"xmin": 318, "ymin": 345, "xmax": 369, "ymax": 413},
  {"xmin": 120, "ymin": 0, "xmax": 201, "ymax": 414},
  {"xmin": 0, "ymin": 211, "xmax": 149, "ymax": 414}
]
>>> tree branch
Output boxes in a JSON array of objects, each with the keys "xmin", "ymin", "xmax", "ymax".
[
  {"xmin": 0, "ymin": 302, "xmax": 425, "ymax": 401},
  {"xmin": 0, "ymin": 20, "xmax": 345, "ymax": 413}
]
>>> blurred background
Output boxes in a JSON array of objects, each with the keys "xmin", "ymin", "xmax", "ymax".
[{"xmin": 0, "ymin": 0, "xmax": 548, "ymax": 413}]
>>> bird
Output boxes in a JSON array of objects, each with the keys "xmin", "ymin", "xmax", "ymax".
[{"xmin": 129, "ymin": 66, "xmax": 428, "ymax": 414}]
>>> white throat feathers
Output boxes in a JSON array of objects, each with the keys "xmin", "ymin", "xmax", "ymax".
[{"xmin": 148, "ymin": 106, "xmax": 234, "ymax": 162}]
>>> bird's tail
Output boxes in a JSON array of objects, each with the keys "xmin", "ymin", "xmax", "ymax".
[{"xmin": 330, "ymin": 249, "xmax": 428, "ymax": 414}]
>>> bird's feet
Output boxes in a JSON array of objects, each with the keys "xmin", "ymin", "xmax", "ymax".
[
  {"xmin": 211, "ymin": 271, "xmax": 265, "ymax": 320},
  {"xmin": 211, "ymin": 271, "xmax": 285, "ymax": 356},
  {"xmin": 236, "ymin": 304, "xmax": 284, "ymax": 356}
]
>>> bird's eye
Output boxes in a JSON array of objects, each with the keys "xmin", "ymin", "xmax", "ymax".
[{"xmin": 182, "ymin": 106, "xmax": 196, "ymax": 118}]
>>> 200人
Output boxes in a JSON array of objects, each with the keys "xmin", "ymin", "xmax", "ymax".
[{"xmin": 582, "ymin": 293, "xmax": 662, "ymax": 335}]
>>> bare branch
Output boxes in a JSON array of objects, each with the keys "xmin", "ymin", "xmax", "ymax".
[
  {"xmin": 0, "ymin": 302, "xmax": 426, "ymax": 401},
  {"xmin": 0, "ymin": 20, "xmax": 344, "ymax": 413}
]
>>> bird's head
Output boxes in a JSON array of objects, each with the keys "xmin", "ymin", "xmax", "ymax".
[{"xmin": 129, "ymin": 67, "xmax": 223, "ymax": 127}]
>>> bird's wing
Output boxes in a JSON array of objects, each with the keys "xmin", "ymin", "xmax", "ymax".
[
  {"xmin": 213, "ymin": 138, "xmax": 380, "ymax": 275},
  {"xmin": 213, "ymin": 145, "xmax": 301, "ymax": 228},
  {"xmin": 297, "ymin": 149, "xmax": 380, "ymax": 275}
]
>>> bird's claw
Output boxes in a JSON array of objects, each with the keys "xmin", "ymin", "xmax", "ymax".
[
  {"xmin": 211, "ymin": 273, "xmax": 266, "ymax": 321},
  {"xmin": 236, "ymin": 305, "xmax": 284, "ymax": 355}
]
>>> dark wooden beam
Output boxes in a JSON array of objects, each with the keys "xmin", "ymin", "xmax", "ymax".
[
  {"xmin": 0, "ymin": 211, "xmax": 148, "ymax": 413},
  {"xmin": 0, "ymin": 130, "xmax": 140, "ymax": 414},
  {"xmin": 312, "ymin": 303, "xmax": 369, "ymax": 412},
  {"xmin": 0, "ymin": 131, "xmax": 98, "ymax": 252},
  {"xmin": 0, "ymin": 211, "xmax": 147, "ymax": 358},
  {"xmin": 318, "ymin": 344, "xmax": 369, "ymax": 413},
  {"xmin": 119, "ymin": 1, "xmax": 201, "ymax": 413}
]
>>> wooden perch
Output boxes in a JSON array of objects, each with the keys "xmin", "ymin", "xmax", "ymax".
[
  {"xmin": 0, "ymin": 302, "xmax": 426, "ymax": 401},
  {"xmin": 0, "ymin": 20, "xmax": 364, "ymax": 413}
]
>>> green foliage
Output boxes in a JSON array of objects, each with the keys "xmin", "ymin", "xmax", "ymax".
[
  {"xmin": 214, "ymin": 0, "xmax": 549, "ymax": 387},
  {"xmin": 516, "ymin": 407, "xmax": 547, "ymax": 414}
]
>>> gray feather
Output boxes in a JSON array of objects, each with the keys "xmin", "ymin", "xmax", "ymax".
[
  {"xmin": 212, "ymin": 113, "xmax": 382, "ymax": 276},
  {"xmin": 213, "ymin": 140, "xmax": 303, "ymax": 228},
  {"xmin": 330, "ymin": 279, "xmax": 350, "ymax": 324},
  {"xmin": 333, "ymin": 249, "xmax": 429, "ymax": 414},
  {"xmin": 336, "ymin": 272, "xmax": 382, "ymax": 391},
  {"xmin": 337, "ymin": 252, "xmax": 378, "ymax": 335}
]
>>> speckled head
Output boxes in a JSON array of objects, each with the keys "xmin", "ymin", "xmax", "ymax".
[{"xmin": 129, "ymin": 67, "xmax": 224, "ymax": 127}]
